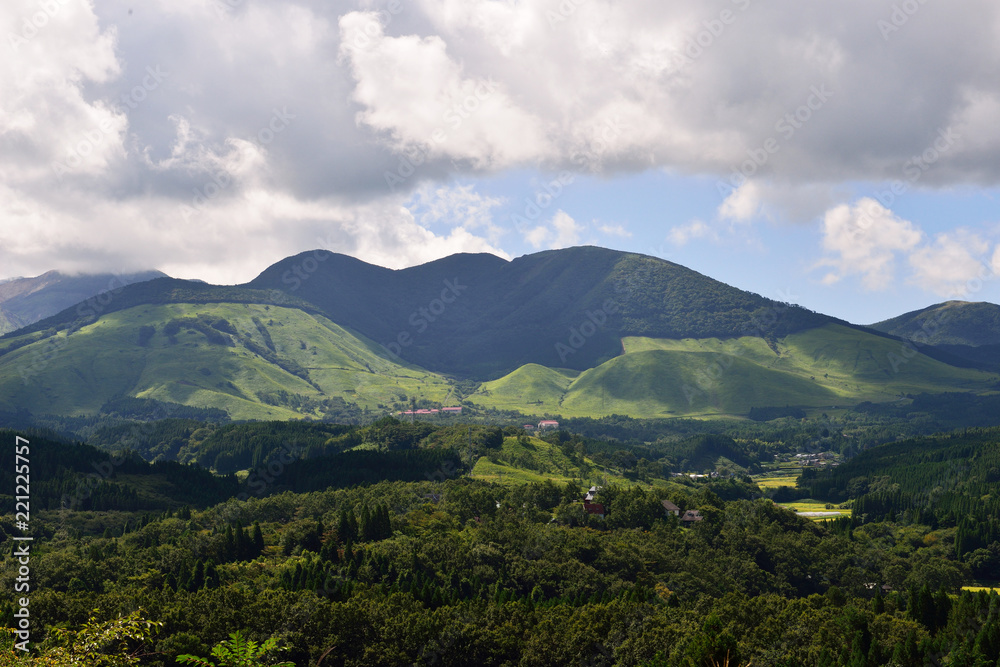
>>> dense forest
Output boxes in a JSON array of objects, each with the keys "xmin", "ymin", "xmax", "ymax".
[{"xmin": 3, "ymin": 411, "xmax": 1000, "ymax": 664}]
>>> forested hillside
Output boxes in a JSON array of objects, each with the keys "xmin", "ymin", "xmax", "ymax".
[
  {"xmin": 248, "ymin": 247, "xmax": 837, "ymax": 375},
  {"xmin": 2, "ymin": 451, "xmax": 998, "ymax": 665}
]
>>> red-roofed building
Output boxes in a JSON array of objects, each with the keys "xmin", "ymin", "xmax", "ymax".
[
  {"xmin": 537, "ymin": 420, "xmax": 559, "ymax": 430},
  {"xmin": 583, "ymin": 502, "xmax": 605, "ymax": 518}
]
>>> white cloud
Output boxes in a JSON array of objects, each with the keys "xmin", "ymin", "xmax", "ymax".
[
  {"xmin": 599, "ymin": 223, "xmax": 631, "ymax": 238},
  {"xmin": 0, "ymin": 0, "xmax": 123, "ymax": 184},
  {"xmin": 406, "ymin": 183, "xmax": 506, "ymax": 242},
  {"xmin": 667, "ymin": 220, "xmax": 717, "ymax": 246},
  {"xmin": 908, "ymin": 231, "xmax": 992, "ymax": 298},
  {"xmin": 524, "ymin": 209, "xmax": 582, "ymax": 250},
  {"xmin": 718, "ymin": 182, "xmax": 762, "ymax": 222},
  {"xmin": 818, "ymin": 198, "xmax": 923, "ymax": 290},
  {"xmin": 338, "ymin": 10, "xmax": 550, "ymax": 170},
  {"xmin": 4, "ymin": 0, "xmax": 1000, "ymax": 281},
  {"xmin": 818, "ymin": 198, "xmax": 1000, "ymax": 297}
]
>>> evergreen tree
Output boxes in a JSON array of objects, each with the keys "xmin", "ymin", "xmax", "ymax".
[
  {"xmin": 251, "ymin": 521, "xmax": 265, "ymax": 557},
  {"xmin": 204, "ymin": 559, "xmax": 219, "ymax": 589},
  {"xmin": 223, "ymin": 525, "xmax": 235, "ymax": 561},
  {"xmin": 191, "ymin": 560, "xmax": 206, "ymax": 591},
  {"xmin": 234, "ymin": 520, "xmax": 248, "ymax": 561},
  {"xmin": 360, "ymin": 505, "xmax": 373, "ymax": 542}
]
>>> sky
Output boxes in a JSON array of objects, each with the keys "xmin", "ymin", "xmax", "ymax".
[{"xmin": 2, "ymin": 0, "xmax": 999, "ymax": 325}]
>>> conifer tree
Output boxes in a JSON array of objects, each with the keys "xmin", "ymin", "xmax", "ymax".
[{"xmin": 251, "ymin": 521, "xmax": 265, "ymax": 557}]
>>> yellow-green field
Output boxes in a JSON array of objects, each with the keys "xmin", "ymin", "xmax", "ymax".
[
  {"xmin": 754, "ymin": 472, "xmax": 801, "ymax": 489},
  {"xmin": 962, "ymin": 586, "xmax": 1000, "ymax": 594},
  {"xmin": 776, "ymin": 499, "xmax": 851, "ymax": 521}
]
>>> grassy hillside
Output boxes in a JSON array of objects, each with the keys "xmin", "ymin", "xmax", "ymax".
[
  {"xmin": 470, "ymin": 433, "xmax": 664, "ymax": 488},
  {"xmin": 0, "ymin": 303, "xmax": 454, "ymax": 420},
  {"xmin": 470, "ymin": 324, "xmax": 998, "ymax": 418},
  {"xmin": 472, "ymin": 364, "xmax": 577, "ymax": 412}
]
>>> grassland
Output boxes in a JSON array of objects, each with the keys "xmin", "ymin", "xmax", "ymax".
[
  {"xmin": 470, "ymin": 434, "xmax": 666, "ymax": 489},
  {"xmin": 3, "ymin": 306, "xmax": 996, "ymax": 422},
  {"xmin": 470, "ymin": 323, "xmax": 998, "ymax": 418},
  {"xmin": 0, "ymin": 303, "xmax": 454, "ymax": 420}
]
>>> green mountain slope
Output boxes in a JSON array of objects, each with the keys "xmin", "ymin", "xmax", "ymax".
[
  {"xmin": 870, "ymin": 300, "xmax": 1000, "ymax": 346},
  {"xmin": 1, "ymin": 250, "xmax": 996, "ymax": 422},
  {"xmin": 869, "ymin": 300, "xmax": 1000, "ymax": 371},
  {"xmin": 469, "ymin": 433, "xmax": 651, "ymax": 487},
  {"xmin": 471, "ymin": 324, "xmax": 997, "ymax": 418},
  {"xmin": 0, "ymin": 302, "xmax": 454, "ymax": 420}
]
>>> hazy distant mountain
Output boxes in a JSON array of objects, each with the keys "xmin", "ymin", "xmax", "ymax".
[
  {"xmin": 869, "ymin": 301, "xmax": 1000, "ymax": 371},
  {"xmin": 0, "ymin": 270, "xmax": 167, "ymax": 335}
]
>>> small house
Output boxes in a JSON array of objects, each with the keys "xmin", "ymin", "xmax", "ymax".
[
  {"xmin": 680, "ymin": 509, "xmax": 704, "ymax": 525},
  {"xmin": 661, "ymin": 500, "xmax": 680, "ymax": 516},
  {"xmin": 583, "ymin": 502, "xmax": 605, "ymax": 519},
  {"xmin": 537, "ymin": 420, "xmax": 559, "ymax": 430}
]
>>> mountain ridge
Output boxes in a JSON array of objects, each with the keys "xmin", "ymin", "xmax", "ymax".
[
  {"xmin": 247, "ymin": 245, "xmax": 840, "ymax": 376},
  {"xmin": 1, "ymin": 246, "xmax": 997, "ymax": 421}
]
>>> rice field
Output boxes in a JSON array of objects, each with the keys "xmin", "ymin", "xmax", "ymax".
[
  {"xmin": 754, "ymin": 472, "xmax": 801, "ymax": 489},
  {"xmin": 776, "ymin": 499, "xmax": 851, "ymax": 521},
  {"xmin": 962, "ymin": 586, "xmax": 1000, "ymax": 594}
]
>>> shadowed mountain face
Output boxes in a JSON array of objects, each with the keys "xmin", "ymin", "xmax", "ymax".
[
  {"xmin": 246, "ymin": 246, "xmax": 835, "ymax": 376},
  {"xmin": 870, "ymin": 301, "xmax": 1000, "ymax": 347},
  {"xmin": 869, "ymin": 301, "xmax": 1000, "ymax": 371},
  {"xmin": 0, "ymin": 270, "xmax": 167, "ymax": 335}
]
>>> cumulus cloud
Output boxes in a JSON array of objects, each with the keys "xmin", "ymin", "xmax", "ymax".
[
  {"xmin": 817, "ymin": 198, "xmax": 1000, "ymax": 296},
  {"xmin": 338, "ymin": 11, "xmax": 550, "ymax": 170},
  {"xmin": 3, "ymin": 0, "xmax": 1000, "ymax": 281},
  {"xmin": 599, "ymin": 223, "xmax": 631, "ymax": 238},
  {"xmin": 667, "ymin": 220, "xmax": 717, "ymax": 247},
  {"xmin": 818, "ymin": 198, "xmax": 923, "ymax": 290},
  {"xmin": 908, "ymin": 231, "xmax": 993, "ymax": 298},
  {"xmin": 406, "ymin": 183, "xmax": 506, "ymax": 242},
  {"xmin": 524, "ymin": 210, "xmax": 583, "ymax": 250},
  {"xmin": 718, "ymin": 182, "xmax": 762, "ymax": 222}
]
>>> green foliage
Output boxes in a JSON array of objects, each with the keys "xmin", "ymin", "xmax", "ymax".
[
  {"xmin": 40, "ymin": 611, "xmax": 161, "ymax": 666},
  {"xmin": 176, "ymin": 631, "xmax": 293, "ymax": 667}
]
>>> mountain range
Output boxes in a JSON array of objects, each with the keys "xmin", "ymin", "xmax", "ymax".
[{"xmin": 0, "ymin": 247, "xmax": 996, "ymax": 421}]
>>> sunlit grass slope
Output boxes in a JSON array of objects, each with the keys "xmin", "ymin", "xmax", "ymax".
[
  {"xmin": 472, "ymin": 364, "xmax": 578, "ymax": 413},
  {"xmin": 0, "ymin": 303, "xmax": 454, "ymax": 419},
  {"xmin": 470, "ymin": 434, "xmax": 665, "ymax": 488},
  {"xmin": 471, "ymin": 324, "xmax": 998, "ymax": 418}
]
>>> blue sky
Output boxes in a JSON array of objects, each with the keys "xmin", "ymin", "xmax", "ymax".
[
  {"xmin": 409, "ymin": 171, "xmax": 1000, "ymax": 323},
  {"xmin": 2, "ymin": 0, "xmax": 999, "ymax": 325}
]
